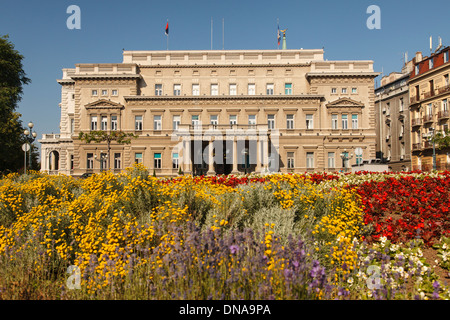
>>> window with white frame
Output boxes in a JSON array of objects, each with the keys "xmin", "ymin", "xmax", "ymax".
[
  {"xmin": 173, "ymin": 84, "xmax": 181, "ymax": 96},
  {"xmin": 306, "ymin": 114, "xmax": 313, "ymax": 129},
  {"xmin": 400, "ymin": 98, "xmax": 404, "ymax": 112},
  {"xmin": 415, "ymin": 65, "xmax": 420, "ymax": 75},
  {"xmin": 306, "ymin": 152, "xmax": 314, "ymax": 169},
  {"xmin": 135, "ymin": 115, "xmax": 143, "ymax": 131},
  {"xmin": 172, "ymin": 153, "xmax": 179, "ymax": 169},
  {"xmin": 286, "ymin": 114, "xmax": 294, "ymax": 129},
  {"xmin": 192, "ymin": 84, "xmax": 200, "ymax": 96},
  {"xmin": 331, "ymin": 88, "xmax": 337, "ymax": 94},
  {"xmin": 332, "ymin": 114, "xmax": 338, "ymax": 129},
  {"xmin": 443, "ymin": 99, "xmax": 448, "ymax": 112},
  {"xmin": 229, "ymin": 115, "xmax": 237, "ymax": 125},
  {"xmin": 266, "ymin": 83, "xmax": 274, "ymax": 95},
  {"xmin": 173, "ymin": 115, "xmax": 181, "ymax": 130},
  {"xmin": 445, "ymin": 74, "xmax": 450, "ymax": 87},
  {"xmin": 429, "ymin": 58, "xmax": 434, "ymax": 69},
  {"xmin": 248, "ymin": 115, "xmax": 256, "ymax": 127},
  {"xmin": 111, "ymin": 115, "xmax": 118, "ymax": 131},
  {"xmin": 355, "ymin": 147, "xmax": 363, "ymax": 165},
  {"xmin": 210, "ymin": 115, "xmax": 218, "ymax": 126},
  {"xmin": 92, "ymin": 89, "xmax": 98, "ymax": 96},
  {"xmin": 70, "ymin": 118, "xmax": 74, "ymax": 133},
  {"xmin": 135, "ymin": 152, "xmax": 143, "ymax": 164},
  {"xmin": 342, "ymin": 114, "xmax": 348, "ymax": 130},
  {"xmin": 287, "ymin": 152, "xmax": 295, "ymax": 169},
  {"xmin": 114, "ymin": 153, "xmax": 121, "ymax": 169},
  {"xmin": 90, "ymin": 116, "xmax": 98, "ymax": 131},
  {"xmin": 248, "ymin": 83, "xmax": 256, "ymax": 95},
  {"xmin": 351, "ymin": 114, "xmax": 358, "ymax": 129},
  {"xmin": 285, "ymin": 83, "xmax": 292, "ymax": 95},
  {"xmin": 154, "ymin": 115, "xmax": 162, "ymax": 130},
  {"xmin": 101, "ymin": 89, "xmax": 108, "ymax": 96},
  {"xmin": 229, "ymin": 84, "xmax": 237, "ymax": 95},
  {"xmin": 267, "ymin": 114, "xmax": 275, "ymax": 129},
  {"xmin": 154, "ymin": 153, "xmax": 161, "ymax": 169},
  {"xmin": 427, "ymin": 103, "xmax": 433, "ymax": 115},
  {"xmin": 87, "ymin": 153, "xmax": 94, "ymax": 169},
  {"xmin": 445, "ymin": 51, "xmax": 449, "ymax": 63},
  {"xmin": 352, "ymin": 88, "xmax": 357, "ymax": 94},
  {"xmin": 342, "ymin": 88, "xmax": 347, "ymax": 94},
  {"xmin": 211, "ymin": 84, "xmax": 219, "ymax": 96},
  {"xmin": 99, "ymin": 153, "xmax": 107, "ymax": 171},
  {"xmin": 101, "ymin": 116, "xmax": 108, "ymax": 131},
  {"xmin": 155, "ymin": 84, "xmax": 163, "ymax": 96},
  {"xmin": 111, "ymin": 89, "xmax": 118, "ymax": 96},
  {"xmin": 191, "ymin": 115, "xmax": 200, "ymax": 128},
  {"xmin": 328, "ymin": 152, "xmax": 335, "ymax": 169}
]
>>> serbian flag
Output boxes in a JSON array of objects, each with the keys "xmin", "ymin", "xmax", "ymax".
[
  {"xmin": 165, "ymin": 21, "xmax": 169, "ymax": 35},
  {"xmin": 277, "ymin": 24, "xmax": 281, "ymax": 46}
]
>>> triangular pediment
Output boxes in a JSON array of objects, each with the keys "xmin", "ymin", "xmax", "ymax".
[
  {"xmin": 85, "ymin": 99, "xmax": 124, "ymax": 110},
  {"xmin": 326, "ymin": 97, "xmax": 365, "ymax": 108}
]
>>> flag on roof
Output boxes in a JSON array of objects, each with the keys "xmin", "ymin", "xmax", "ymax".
[
  {"xmin": 277, "ymin": 24, "xmax": 281, "ymax": 46},
  {"xmin": 165, "ymin": 21, "xmax": 169, "ymax": 35}
]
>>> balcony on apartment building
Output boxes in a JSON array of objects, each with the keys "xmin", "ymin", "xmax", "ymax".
[
  {"xmin": 423, "ymin": 114, "xmax": 434, "ymax": 124},
  {"xmin": 438, "ymin": 110, "xmax": 450, "ymax": 120},
  {"xmin": 411, "ymin": 118, "xmax": 422, "ymax": 127},
  {"xmin": 412, "ymin": 142, "xmax": 422, "ymax": 151}
]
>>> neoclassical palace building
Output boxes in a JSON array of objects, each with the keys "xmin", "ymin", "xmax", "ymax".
[{"xmin": 40, "ymin": 48, "xmax": 379, "ymax": 177}]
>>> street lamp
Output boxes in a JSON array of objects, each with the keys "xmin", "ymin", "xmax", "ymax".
[
  {"xmin": 430, "ymin": 127, "xmax": 437, "ymax": 171},
  {"xmin": 94, "ymin": 151, "xmax": 108, "ymax": 172},
  {"xmin": 340, "ymin": 149, "xmax": 353, "ymax": 173},
  {"xmin": 23, "ymin": 121, "xmax": 37, "ymax": 174}
]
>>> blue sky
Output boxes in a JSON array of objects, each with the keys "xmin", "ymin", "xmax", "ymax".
[{"xmin": 1, "ymin": 0, "xmax": 450, "ymax": 142}]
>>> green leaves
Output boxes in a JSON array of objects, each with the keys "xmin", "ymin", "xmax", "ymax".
[{"xmin": 78, "ymin": 130, "xmax": 137, "ymax": 145}]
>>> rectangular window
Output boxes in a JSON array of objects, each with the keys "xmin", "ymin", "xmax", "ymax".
[
  {"xmin": 111, "ymin": 115, "xmax": 118, "ymax": 131},
  {"xmin": 90, "ymin": 116, "xmax": 98, "ymax": 131},
  {"xmin": 267, "ymin": 114, "xmax": 275, "ymax": 129},
  {"xmin": 342, "ymin": 151, "xmax": 349, "ymax": 168},
  {"xmin": 172, "ymin": 153, "xmax": 179, "ymax": 169},
  {"xmin": 284, "ymin": 83, "xmax": 292, "ymax": 95},
  {"xmin": 332, "ymin": 114, "xmax": 338, "ymax": 129},
  {"xmin": 135, "ymin": 115, "xmax": 143, "ymax": 131},
  {"xmin": 229, "ymin": 115, "xmax": 237, "ymax": 125},
  {"xmin": 306, "ymin": 152, "xmax": 314, "ymax": 169},
  {"xmin": 114, "ymin": 153, "xmax": 121, "ymax": 169},
  {"xmin": 173, "ymin": 115, "xmax": 181, "ymax": 130},
  {"xmin": 135, "ymin": 153, "xmax": 143, "ymax": 164},
  {"xmin": 70, "ymin": 154, "xmax": 74, "ymax": 170},
  {"xmin": 248, "ymin": 115, "xmax": 256, "ymax": 127},
  {"xmin": 444, "ymin": 51, "xmax": 449, "ymax": 63},
  {"xmin": 70, "ymin": 118, "xmax": 74, "ymax": 133},
  {"xmin": 399, "ymin": 98, "xmax": 404, "ymax": 112},
  {"xmin": 154, "ymin": 153, "xmax": 161, "ymax": 169},
  {"xmin": 328, "ymin": 152, "xmax": 335, "ymax": 169},
  {"xmin": 306, "ymin": 114, "xmax": 313, "ymax": 129},
  {"xmin": 210, "ymin": 115, "xmax": 218, "ymax": 126},
  {"xmin": 342, "ymin": 88, "xmax": 347, "ymax": 94},
  {"xmin": 429, "ymin": 58, "xmax": 434, "ymax": 69},
  {"xmin": 443, "ymin": 99, "xmax": 448, "ymax": 111},
  {"xmin": 355, "ymin": 148, "xmax": 363, "ymax": 165},
  {"xmin": 111, "ymin": 89, "xmax": 118, "ymax": 96},
  {"xmin": 427, "ymin": 103, "xmax": 433, "ymax": 115},
  {"xmin": 191, "ymin": 115, "xmax": 200, "ymax": 128},
  {"xmin": 342, "ymin": 114, "xmax": 348, "ymax": 130},
  {"xmin": 248, "ymin": 83, "xmax": 256, "ymax": 95},
  {"xmin": 173, "ymin": 84, "xmax": 181, "ymax": 96},
  {"xmin": 100, "ymin": 153, "xmax": 107, "ymax": 171},
  {"xmin": 331, "ymin": 88, "xmax": 337, "ymax": 94},
  {"xmin": 351, "ymin": 88, "xmax": 357, "ymax": 94},
  {"xmin": 445, "ymin": 74, "xmax": 450, "ymax": 87},
  {"xmin": 87, "ymin": 153, "xmax": 94, "ymax": 169},
  {"xmin": 192, "ymin": 84, "xmax": 200, "ymax": 96},
  {"xmin": 101, "ymin": 116, "xmax": 108, "ymax": 131},
  {"xmin": 155, "ymin": 84, "xmax": 162, "ymax": 96},
  {"xmin": 352, "ymin": 114, "xmax": 358, "ymax": 129},
  {"xmin": 92, "ymin": 89, "xmax": 98, "ymax": 96},
  {"xmin": 286, "ymin": 114, "xmax": 294, "ymax": 129},
  {"xmin": 266, "ymin": 83, "xmax": 274, "ymax": 95},
  {"xmin": 415, "ymin": 65, "xmax": 420, "ymax": 76},
  {"xmin": 229, "ymin": 84, "xmax": 237, "ymax": 95},
  {"xmin": 154, "ymin": 115, "xmax": 162, "ymax": 130},
  {"xmin": 101, "ymin": 89, "xmax": 108, "ymax": 96},
  {"xmin": 287, "ymin": 152, "xmax": 295, "ymax": 169},
  {"xmin": 211, "ymin": 84, "xmax": 219, "ymax": 96}
]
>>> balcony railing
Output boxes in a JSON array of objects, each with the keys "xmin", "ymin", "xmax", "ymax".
[
  {"xmin": 177, "ymin": 124, "xmax": 270, "ymax": 132},
  {"xmin": 437, "ymin": 85, "xmax": 450, "ymax": 95},
  {"xmin": 438, "ymin": 110, "xmax": 450, "ymax": 120},
  {"xmin": 411, "ymin": 118, "xmax": 422, "ymax": 127},
  {"xmin": 423, "ymin": 114, "xmax": 434, "ymax": 123},
  {"xmin": 412, "ymin": 143, "xmax": 422, "ymax": 151},
  {"xmin": 423, "ymin": 141, "xmax": 434, "ymax": 149},
  {"xmin": 410, "ymin": 96, "xmax": 419, "ymax": 105}
]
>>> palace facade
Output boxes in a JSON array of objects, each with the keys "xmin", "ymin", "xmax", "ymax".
[{"xmin": 40, "ymin": 48, "xmax": 379, "ymax": 176}]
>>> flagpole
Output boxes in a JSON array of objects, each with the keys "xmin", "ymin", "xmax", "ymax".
[
  {"xmin": 211, "ymin": 17, "xmax": 213, "ymax": 50},
  {"xmin": 277, "ymin": 18, "xmax": 280, "ymax": 50},
  {"xmin": 167, "ymin": 19, "xmax": 169, "ymax": 50}
]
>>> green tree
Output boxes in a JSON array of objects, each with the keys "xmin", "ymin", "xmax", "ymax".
[
  {"xmin": 78, "ymin": 130, "xmax": 137, "ymax": 170},
  {"xmin": 432, "ymin": 129, "xmax": 450, "ymax": 150},
  {"xmin": 0, "ymin": 35, "xmax": 31, "ymax": 174}
]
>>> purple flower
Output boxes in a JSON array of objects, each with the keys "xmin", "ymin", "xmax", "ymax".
[{"xmin": 230, "ymin": 244, "xmax": 239, "ymax": 254}]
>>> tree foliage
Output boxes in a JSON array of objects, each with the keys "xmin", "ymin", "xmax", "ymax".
[
  {"xmin": 0, "ymin": 34, "xmax": 32, "ymax": 174},
  {"xmin": 432, "ymin": 129, "xmax": 450, "ymax": 150}
]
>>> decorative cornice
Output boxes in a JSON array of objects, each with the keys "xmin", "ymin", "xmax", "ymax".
[
  {"xmin": 326, "ymin": 97, "xmax": 365, "ymax": 108},
  {"xmin": 85, "ymin": 99, "xmax": 125, "ymax": 110},
  {"xmin": 70, "ymin": 74, "xmax": 141, "ymax": 80},
  {"xmin": 124, "ymin": 94, "xmax": 324, "ymax": 102},
  {"xmin": 306, "ymin": 72, "xmax": 380, "ymax": 78},
  {"xmin": 138, "ymin": 63, "xmax": 311, "ymax": 69}
]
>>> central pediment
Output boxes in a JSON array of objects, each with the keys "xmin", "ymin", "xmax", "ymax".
[
  {"xmin": 326, "ymin": 97, "xmax": 365, "ymax": 108},
  {"xmin": 85, "ymin": 99, "xmax": 124, "ymax": 110}
]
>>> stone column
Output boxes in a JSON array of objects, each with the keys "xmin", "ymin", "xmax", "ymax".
[
  {"xmin": 263, "ymin": 137, "xmax": 269, "ymax": 171},
  {"xmin": 207, "ymin": 140, "xmax": 215, "ymax": 175},
  {"xmin": 231, "ymin": 139, "xmax": 238, "ymax": 174},
  {"xmin": 255, "ymin": 137, "xmax": 262, "ymax": 173}
]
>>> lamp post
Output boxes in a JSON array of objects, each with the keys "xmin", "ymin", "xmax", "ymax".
[
  {"xmin": 23, "ymin": 121, "xmax": 37, "ymax": 174},
  {"xmin": 340, "ymin": 149, "xmax": 353, "ymax": 173},
  {"xmin": 430, "ymin": 127, "xmax": 437, "ymax": 171},
  {"xmin": 94, "ymin": 151, "xmax": 108, "ymax": 172}
]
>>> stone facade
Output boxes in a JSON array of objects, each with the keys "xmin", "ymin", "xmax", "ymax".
[{"xmin": 39, "ymin": 49, "xmax": 379, "ymax": 176}]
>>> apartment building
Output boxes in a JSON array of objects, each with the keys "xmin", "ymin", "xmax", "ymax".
[
  {"xmin": 40, "ymin": 48, "xmax": 379, "ymax": 176},
  {"xmin": 409, "ymin": 47, "xmax": 450, "ymax": 171}
]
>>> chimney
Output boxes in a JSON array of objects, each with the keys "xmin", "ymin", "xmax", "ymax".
[{"xmin": 415, "ymin": 52, "xmax": 423, "ymax": 63}]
